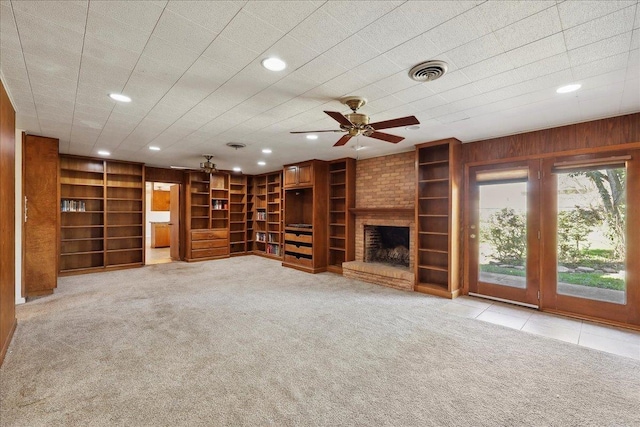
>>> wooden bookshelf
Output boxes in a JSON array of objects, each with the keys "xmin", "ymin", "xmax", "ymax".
[
  {"xmin": 327, "ymin": 158, "xmax": 355, "ymax": 274},
  {"xmin": 252, "ymin": 172, "xmax": 283, "ymax": 259},
  {"xmin": 185, "ymin": 171, "xmax": 230, "ymax": 261},
  {"xmin": 414, "ymin": 139, "xmax": 461, "ymax": 298},
  {"xmin": 229, "ymin": 174, "xmax": 248, "ymax": 255},
  {"xmin": 59, "ymin": 156, "xmax": 144, "ymax": 275},
  {"xmin": 246, "ymin": 176, "xmax": 255, "ymax": 251}
]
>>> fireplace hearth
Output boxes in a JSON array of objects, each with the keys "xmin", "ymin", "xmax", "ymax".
[{"xmin": 364, "ymin": 225, "xmax": 410, "ymax": 268}]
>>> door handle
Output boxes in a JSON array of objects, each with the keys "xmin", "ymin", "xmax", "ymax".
[{"xmin": 470, "ymin": 234, "xmax": 476, "ymax": 239}]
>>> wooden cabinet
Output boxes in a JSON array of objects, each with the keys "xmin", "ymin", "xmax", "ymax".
[
  {"xmin": 327, "ymin": 158, "xmax": 356, "ymax": 274},
  {"xmin": 185, "ymin": 172, "xmax": 230, "ymax": 261},
  {"xmin": 24, "ymin": 135, "xmax": 59, "ymax": 296},
  {"xmin": 284, "ymin": 162, "xmax": 312, "ymax": 188},
  {"xmin": 151, "ymin": 222, "xmax": 170, "ymax": 248},
  {"xmin": 414, "ymin": 139, "xmax": 462, "ymax": 298},
  {"xmin": 252, "ymin": 171, "xmax": 283, "ymax": 258},
  {"xmin": 282, "ymin": 160, "xmax": 328, "ymax": 273},
  {"xmin": 59, "ymin": 155, "xmax": 144, "ymax": 275}
]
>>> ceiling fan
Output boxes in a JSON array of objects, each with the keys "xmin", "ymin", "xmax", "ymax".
[
  {"xmin": 290, "ymin": 96, "xmax": 420, "ymax": 147},
  {"xmin": 200, "ymin": 154, "xmax": 217, "ymax": 174}
]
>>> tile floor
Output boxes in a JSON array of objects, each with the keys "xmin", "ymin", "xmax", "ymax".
[
  {"xmin": 440, "ymin": 295, "xmax": 640, "ymax": 360},
  {"xmin": 145, "ymin": 245, "xmax": 172, "ymax": 265}
]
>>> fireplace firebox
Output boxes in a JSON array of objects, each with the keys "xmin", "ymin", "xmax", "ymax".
[{"xmin": 364, "ymin": 225, "xmax": 410, "ymax": 268}]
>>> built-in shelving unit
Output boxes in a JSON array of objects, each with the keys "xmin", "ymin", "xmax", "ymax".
[
  {"xmin": 229, "ymin": 174, "xmax": 248, "ymax": 255},
  {"xmin": 185, "ymin": 171, "xmax": 230, "ymax": 261},
  {"xmin": 415, "ymin": 139, "xmax": 461, "ymax": 298},
  {"xmin": 59, "ymin": 156, "xmax": 144, "ymax": 275},
  {"xmin": 252, "ymin": 172, "xmax": 283, "ymax": 258},
  {"xmin": 327, "ymin": 158, "xmax": 355, "ymax": 273}
]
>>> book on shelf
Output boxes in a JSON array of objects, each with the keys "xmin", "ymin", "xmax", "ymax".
[{"xmin": 61, "ymin": 200, "xmax": 86, "ymax": 212}]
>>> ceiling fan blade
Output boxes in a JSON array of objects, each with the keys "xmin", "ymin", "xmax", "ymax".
[
  {"xmin": 333, "ymin": 134, "xmax": 353, "ymax": 147},
  {"xmin": 290, "ymin": 130, "xmax": 345, "ymax": 134},
  {"xmin": 368, "ymin": 131, "xmax": 404, "ymax": 144},
  {"xmin": 324, "ymin": 110, "xmax": 354, "ymax": 127},
  {"xmin": 369, "ymin": 115, "xmax": 420, "ymax": 130}
]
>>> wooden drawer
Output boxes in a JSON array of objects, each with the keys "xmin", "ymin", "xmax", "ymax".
[
  {"xmin": 284, "ymin": 254, "xmax": 313, "ymax": 268},
  {"xmin": 192, "ymin": 229, "xmax": 227, "ymax": 240},
  {"xmin": 285, "ymin": 232, "xmax": 312, "ymax": 244},
  {"xmin": 192, "ymin": 239, "xmax": 228, "ymax": 250},
  {"xmin": 285, "ymin": 243, "xmax": 312, "ymax": 256},
  {"xmin": 191, "ymin": 247, "xmax": 228, "ymax": 258}
]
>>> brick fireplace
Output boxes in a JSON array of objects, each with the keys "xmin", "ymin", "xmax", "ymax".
[{"xmin": 342, "ymin": 151, "xmax": 416, "ymax": 291}]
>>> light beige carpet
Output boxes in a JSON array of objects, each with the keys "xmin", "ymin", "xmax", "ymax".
[{"xmin": 1, "ymin": 256, "xmax": 639, "ymax": 426}]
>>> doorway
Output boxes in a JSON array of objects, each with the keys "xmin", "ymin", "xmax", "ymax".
[
  {"xmin": 145, "ymin": 182, "xmax": 180, "ymax": 265},
  {"xmin": 468, "ymin": 161, "xmax": 541, "ymax": 307}
]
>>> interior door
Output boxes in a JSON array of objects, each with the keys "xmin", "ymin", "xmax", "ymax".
[
  {"xmin": 540, "ymin": 153, "xmax": 639, "ymax": 325},
  {"xmin": 468, "ymin": 160, "xmax": 540, "ymax": 307},
  {"xmin": 169, "ymin": 184, "xmax": 180, "ymax": 260}
]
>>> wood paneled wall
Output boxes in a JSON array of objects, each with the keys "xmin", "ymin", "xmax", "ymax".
[
  {"xmin": 462, "ymin": 113, "xmax": 640, "ymax": 164},
  {"xmin": 0, "ymin": 79, "xmax": 16, "ymax": 365},
  {"xmin": 145, "ymin": 166, "xmax": 184, "ymax": 183}
]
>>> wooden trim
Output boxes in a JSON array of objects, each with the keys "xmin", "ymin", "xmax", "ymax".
[
  {"xmin": 350, "ymin": 208, "xmax": 414, "ymax": 215},
  {"xmin": 0, "ymin": 319, "xmax": 16, "ymax": 366},
  {"xmin": 552, "ymin": 155, "xmax": 631, "ymax": 170}
]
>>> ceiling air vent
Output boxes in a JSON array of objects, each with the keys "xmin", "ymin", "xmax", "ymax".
[
  {"xmin": 226, "ymin": 142, "xmax": 246, "ymax": 150},
  {"xmin": 409, "ymin": 60, "xmax": 448, "ymax": 82}
]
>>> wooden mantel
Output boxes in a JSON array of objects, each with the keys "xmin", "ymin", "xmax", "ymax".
[{"xmin": 349, "ymin": 207, "xmax": 414, "ymax": 216}]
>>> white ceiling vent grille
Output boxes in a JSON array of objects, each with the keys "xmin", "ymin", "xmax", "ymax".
[{"xmin": 409, "ymin": 60, "xmax": 448, "ymax": 82}]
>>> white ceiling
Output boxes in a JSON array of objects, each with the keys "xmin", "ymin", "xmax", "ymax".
[{"xmin": 1, "ymin": 0, "xmax": 638, "ymax": 174}]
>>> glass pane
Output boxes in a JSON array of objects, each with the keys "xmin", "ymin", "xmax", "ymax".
[
  {"xmin": 478, "ymin": 181, "xmax": 528, "ymax": 289},
  {"xmin": 556, "ymin": 167, "xmax": 626, "ymax": 304}
]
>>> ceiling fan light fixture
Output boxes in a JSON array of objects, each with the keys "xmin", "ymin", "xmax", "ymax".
[
  {"xmin": 261, "ymin": 57, "xmax": 286, "ymax": 71},
  {"xmin": 200, "ymin": 154, "xmax": 217, "ymax": 174}
]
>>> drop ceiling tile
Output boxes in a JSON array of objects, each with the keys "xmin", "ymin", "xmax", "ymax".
[
  {"xmin": 141, "ymin": 36, "xmax": 202, "ymax": 72},
  {"xmin": 323, "ymin": 72, "xmax": 369, "ymax": 97},
  {"xmin": 202, "ymin": 36, "xmax": 260, "ymax": 70},
  {"xmin": 505, "ymin": 33, "xmax": 567, "ymax": 69},
  {"xmin": 393, "ymin": 84, "xmax": 435, "ymax": 104},
  {"xmin": 350, "ymin": 55, "xmax": 404, "ymax": 86},
  {"xmin": 400, "ymin": 1, "xmax": 478, "ymax": 33},
  {"xmin": 425, "ymin": 70, "xmax": 473, "ymax": 94},
  {"xmin": 577, "ymin": 81, "xmax": 625, "ymax": 102},
  {"xmin": 375, "ymin": 72, "xmax": 420, "ymax": 95},
  {"xmin": 572, "ymin": 52, "xmax": 630, "ymax": 80},
  {"xmin": 320, "ymin": 34, "xmax": 381, "ymax": 70},
  {"xmin": 629, "ymin": 48, "xmax": 640, "ymax": 68},
  {"xmin": 263, "ymin": 35, "xmax": 321, "ymax": 71},
  {"xmin": 460, "ymin": 54, "xmax": 516, "ymax": 82},
  {"xmin": 445, "ymin": 33, "xmax": 505, "ymax": 68},
  {"xmin": 477, "ymin": 0, "xmax": 555, "ymax": 31},
  {"xmin": 78, "ymin": 55, "xmax": 132, "ymax": 91},
  {"xmin": 355, "ymin": 7, "xmax": 421, "ymax": 53},
  {"xmin": 244, "ymin": 0, "xmax": 320, "ymax": 33},
  {"xmin": 89, "ymin": 0, "xmax": 164, "ymax": 34},
  {"xmin": 579, "ymin": 91, "xmax": 623, "ymax": 118},
  {"xmin": 11, "ymin": 0, "xmax": 88, "ymax": 34},
  {"xmin": 0, "ymin": 3, "xmax": 21, "ymax": 52},
  {"xmin": 134, "ymin": 55, "xmax": 187, "ymax": 86},
  {"xmin": 323, "ymin": 1, "xmax": 402, "ymax": 34},
  {"xmin": 494, "ymin": 7, "xmax": 562, "ymax": 52},
  {"xmin": 271, "ymin": 73, "xmax": 322, "ymax": 99},
  {"xmin": 289, "ymin": 9, "xmax": 354, "ymax": 53},
  {"xmin": 75, "ymin": 83, "xmax": 119, "ymax": 111},
  {"xmin": 620, "ymin": 78, "xmax": 640, "ymax": 111},
  {"xmin": 1, "ymin": 76, "xmax": 31, "ymax": 96},
  {"xmin": 384, "ymin": 33, "xmax": 443, "ymax": 70},
  {"xmin": 516, "ymin": 52, "xmax": 571, "ymax": 81},
  {"xmin": 631, "ymin": 29, "xmax": 640, "ymax": 50},
  {"xmin": 86, "ymin": 7, "xmax": 153, "ymax": 54},
  {"xmin": 568, "ymin": 32, "xmax": 633, "ymax": 68},
  {"xmin": 27, "ymin": 69, "xmax": 77, "ymax": 94},
  {"xmin": 518, "ymin": 68, "xmax": 574, "ymax": 94},
  {"xmin": 473, "ymin": 69, "xmax": 523, "ymax": 93},
  {"xmin": 82, "ymin": 35, "xmax": 141, "ymax": 71},
  {"xmin": 557, "ymin": 0, "xmax": 636, "ymax": 29},
  {"xmin": 220, "ymin": 10, "xmax": 285, "ymax": 54},
  {"xmin": 563, "ymin": 6, "xmax": 636, "ymax": 50},
  {"xmin": 145, "ymin": 102, "xmax": 187, "ymax": 123},
  {"xmin": 426, "ymin": 7, "xmax": 493, "ymax": 53},
  {"xmin": 361, "ymin": 95, "xmax": 405, "ymax": 115},
  {"xmin": 23, "ymin": 52, "xmax": 79, "ymax": 83},
  {"xmin": 408, "ymin": 94, "xmax": 449, "ymax": 113},
  {"xmin": 153, "ymin": 9, "xmax": 219, "ymax": 54},
  {"xmin": 295, "ymin": 55, "xmax": 349, "ymax": 85},
  {"xmin": 15, "ymin": 115, "xmax": 41, "ymax": 132},
  {"xmin": 14, "ymin": 9, "xmax": 85, "ymax": 53},
  {"xmin": 356, "ymin": 83, "xmax": 394, "ymax": 102},
  {"xmin": 165, "ymin": 0, "xmax": 244, "ymax": 34},
  {"xmin": 439, "ymin": 83, "xmax": 481, "ymax": 103}
]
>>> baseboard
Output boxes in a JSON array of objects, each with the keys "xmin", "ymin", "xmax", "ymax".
[{"xmin": 0, "ymin": 318, "xmax": 17, "ymax": 367}]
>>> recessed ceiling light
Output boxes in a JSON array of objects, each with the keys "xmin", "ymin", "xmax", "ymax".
[
  {"xmin": 108, "ymin": 93, "xmax": 131, "ymax": 103},
  {"xmin": 262, "ymin": 148, "xmax": 272, "ymax": 154},
  {"xmin": 406, "ymin": 125, "xmax": 420, "ymax": 131},
  {"xmin": 97, "ymin": 150, "xmax": 110, "ymax": 156},
  {"xmin": 556, "ymin": 84, "xmax": 581, "ymax": 94},
  {"xmin": 148, "ymin": 146, "xmax": 160, "ymax": 151},
  {"xmin": 306, "ymin": 135, "xmax": 318, "ymax": 140},
  {"xmin": 261, "ymin": 57, "xmax": 286, "ymax": 71},
  {"xmin": 257, "ymin": 161, "xmax": 266, "ymax": 166},
  {"xmin": 233, "ymin": 167, "xmax": 242, "ymax": 172}
]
